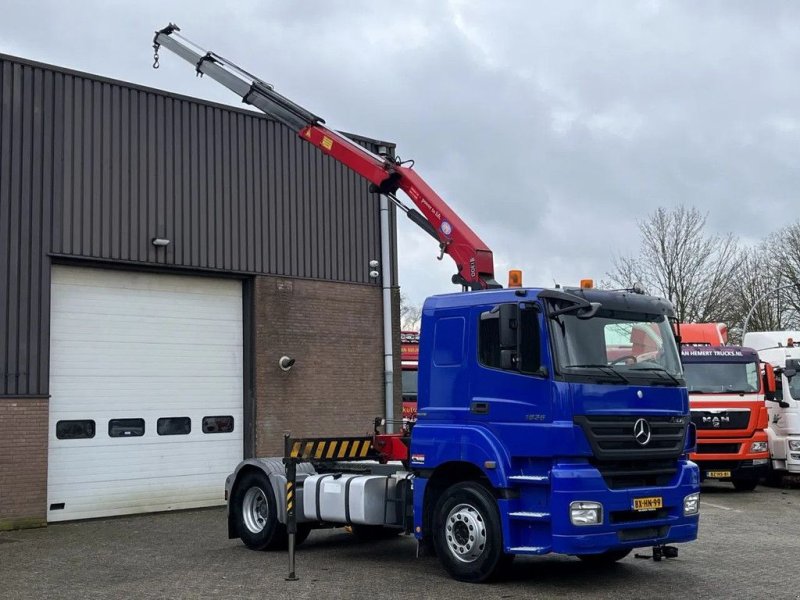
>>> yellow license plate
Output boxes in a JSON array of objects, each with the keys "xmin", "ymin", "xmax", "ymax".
[
  {"xmin": 633, "ymin": 496, "xmax": 663, "ymax": 511},
  {"xmin": 706, "ymin": 470, "xmax": 731, "ymax": 479}
]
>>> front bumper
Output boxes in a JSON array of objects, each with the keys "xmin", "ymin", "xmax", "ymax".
[
  {"xmin": 696, "ymin": 459, "xmax": 769, "ymax": 482},
  {"xmin": 691, "ymin": 434, "xmax": 770, "ymax": 480},
  {"xmin": 501, "ymin": 459, "xmax": 700, "ymax": 555}
]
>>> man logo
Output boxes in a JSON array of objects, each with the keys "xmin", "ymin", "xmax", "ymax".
[{"xmin": 633, "ymin": 418, "xmax": 652, "ymax": 446}]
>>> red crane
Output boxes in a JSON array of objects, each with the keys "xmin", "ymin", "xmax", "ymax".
[{"xmin": 153, "ymin": 24, "xmax": 499, "ymax": 290}]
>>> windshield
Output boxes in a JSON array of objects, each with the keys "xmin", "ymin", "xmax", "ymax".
[
  {"xmin": 787, "ymin": 375, "xmax": 800, "ymax": 401},
  {"xmin": 401, "ymin": 369, "xmax": 418, "ymax": 399},
  {"xmin": 683, "ymin": 362, "xmax": 759, "ymax": 394},
  {"xmin": 550, "ymin": 308, "xmax": 683, "ymax": 384}
]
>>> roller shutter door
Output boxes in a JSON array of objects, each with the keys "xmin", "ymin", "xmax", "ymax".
[{"xmin": 47, "ymin": 265, "xmax": 243, "ymax": 521}]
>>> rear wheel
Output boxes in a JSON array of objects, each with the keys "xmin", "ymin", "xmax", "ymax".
[
  {"xmin": 732, "ymin": 478, "xmax": 758, "ymax": 492},
  {"xmin": 432, "ymin": 481, "xmax": 514, "ymax": 583},
  {"xmin": 231, "ymin": 471, "xmax": 287, "ymax": 550},
  {"xmin": 577, "ymin": 549, "xmax": 631, "ymax": 564}
]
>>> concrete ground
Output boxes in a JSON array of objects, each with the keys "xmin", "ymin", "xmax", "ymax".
[{"xmin": 2, "ymin": 481, "xmax": 799, "ymax": 600}]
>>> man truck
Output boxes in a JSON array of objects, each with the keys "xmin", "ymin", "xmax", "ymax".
[
  {"xmin": 742, "ymin": 331, "xmax": 800, "ymax": 481},
  {"xmin": 400, "ymin": 330, "xmax": 420, "ymax": 421},
  {"xmin": 153, "ymin": 24, "xmax": 700, "ymax": 582},
  {"xmin": 679, "ymin": 325, "xmax": 772, "ymax": 490}
]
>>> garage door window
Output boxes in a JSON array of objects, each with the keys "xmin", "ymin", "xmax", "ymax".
[
  {"xmin": 157, "ymin": 417, "xmax": 191, "ymax": 436},
  {"xmin": 108, "ymin": 418, "xmax": 145, "ymax": 437},
  {"xmin": 202, "ymin": 416, "xmax": 234, "ymax": 434},
  {"xmin": 56, "ymin": 420, "xmax": 96, "ymax": 439}
]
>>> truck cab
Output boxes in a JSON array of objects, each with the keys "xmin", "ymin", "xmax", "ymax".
[
  {"xmin": 410, "ymin": 285, "xmax": 699, "ymax": 577},
  {"xmin": 680, "ymin": 345, "xmax": 770, "ymax": 490},
  {"xmin": 743, "ymin": 332, "xmax": 800, "ymax": 477}
]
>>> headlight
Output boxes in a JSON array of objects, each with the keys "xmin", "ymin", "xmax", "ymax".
[
  {"xmin": 751, "ymin": 442, "xmax": 768, "ymax": 453},
  {"xmin": 788, "ymin": 440, "xmax": 800, "ymax": 451},
  {"xmin": 570, "ymin": 501, "xmax": 603, "ymax": 526},
  {"xmin": 683, "ymin": 492, "xmax": 700, "ymax": 516}
]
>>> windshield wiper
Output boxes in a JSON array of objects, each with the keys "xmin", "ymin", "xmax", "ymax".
[
  {"xmin": 629, "ymin": 366, "xmax": 681, "ymax": 386},
  {"xmin": 563, "ymin": 364, "xmax": 631, "ymax": 383}
]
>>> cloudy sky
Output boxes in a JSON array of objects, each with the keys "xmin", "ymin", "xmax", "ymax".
[{"xmin": 3, "ymin": 1, "xmax": 800, "ymax": 307}]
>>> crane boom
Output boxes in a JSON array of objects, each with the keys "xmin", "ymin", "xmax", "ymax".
[{"xmin": 152, "ymin": 24, "xmax": 499, "ymax": 290}]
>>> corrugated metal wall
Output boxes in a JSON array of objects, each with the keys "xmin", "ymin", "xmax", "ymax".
[{"xmin": 0, "ymin": 54, "xmax": 396, "ymax": 397}]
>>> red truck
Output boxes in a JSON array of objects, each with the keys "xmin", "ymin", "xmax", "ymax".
[
  {"xmin": 680, "ymin": 323, "xmax": 773, "ymax": 490},
  {"xmin": 400, "ymin": 330, "xmax": 419, "ymax": 421}
]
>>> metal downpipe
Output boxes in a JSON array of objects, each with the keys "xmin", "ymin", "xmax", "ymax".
[{"xmin": 379, "ymin": 186, "xmax": 394, "ymax": 434}]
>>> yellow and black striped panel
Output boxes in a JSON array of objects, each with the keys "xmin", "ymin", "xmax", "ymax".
[
  {"xmin": 288, "ymin": 436, "xmax": 375, "ymax": 461},
  {"xmin": 285, "ymin": 480, "xmax": 295, "ymax": 512}
]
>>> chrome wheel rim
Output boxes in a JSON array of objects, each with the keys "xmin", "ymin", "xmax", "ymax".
[
  {"xmin": 445, "ymin": 503, "xmax": 487, "ymax": 563},
  {"xmin": 242, "ymin": 487, "xmax": 269, "ymax": 534}
]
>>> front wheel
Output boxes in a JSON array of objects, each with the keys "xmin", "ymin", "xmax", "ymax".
[
  {"xmin": 432, "ymin": 481, "xmax": 513, "ymax": 583},
  {"xmin": 577, "ymin": 549, "xmax": 631, "ymax": 564},
  {"xmin": 732, "ymin": 478, "xmax": 758, "ymax": 492}
]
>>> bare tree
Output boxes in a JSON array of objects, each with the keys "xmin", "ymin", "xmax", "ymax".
[
  {"xmin": 400, "ymin": 292, "xmax": 422, "ymax": 331},
  {"xmin": 726, "ymin": 244, "xmax": 789, "ymax": 342},
  {"xmin": 607, "ymin": 206, "xmax": 742, "ymax": 323},
  {"xmin": 773, "ymin": 222, "xmax": 800, "ymax": 324}
]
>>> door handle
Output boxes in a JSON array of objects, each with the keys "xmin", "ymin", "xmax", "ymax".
[{"xmin": 470, "ymin": 401, "xmax": 490, "ymax": 415}]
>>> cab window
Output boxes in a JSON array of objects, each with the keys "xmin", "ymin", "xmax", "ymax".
[{"xmin": 479, "ymin": 304, "xmax": 541, "ymax": 374}]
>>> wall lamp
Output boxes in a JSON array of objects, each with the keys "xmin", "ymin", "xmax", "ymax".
[{"xmin": 151, "ymin": 238, "xmax": 171, "ymax": 247}]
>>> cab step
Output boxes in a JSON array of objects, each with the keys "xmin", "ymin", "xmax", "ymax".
[{"xmin": 507, "ymin": 546, "xmax": 551, "ymax": 554}]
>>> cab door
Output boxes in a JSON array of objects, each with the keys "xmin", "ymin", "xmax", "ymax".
[{"xmin": 468, "ymin": 302, "xmax": 558, "ymax": 457}]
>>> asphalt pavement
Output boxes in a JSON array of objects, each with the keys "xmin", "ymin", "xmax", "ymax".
[{"xmin": 2, "ymin": 481, "xmax": 799, "ymax": 599}]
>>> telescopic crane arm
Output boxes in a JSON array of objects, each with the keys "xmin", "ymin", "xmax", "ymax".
[{"xmin": 153, "ymin": 24, "xmax": 499, "ymax": 290}]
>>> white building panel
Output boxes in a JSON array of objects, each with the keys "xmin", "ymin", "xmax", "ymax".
[{"xmin": 48, "ymin": 265, "xmax": 243, "ymax": 521}]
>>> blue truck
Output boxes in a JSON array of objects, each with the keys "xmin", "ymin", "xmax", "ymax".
[
  {"xmin": 222, "ymin": 284, "xmax": 700, "ymax": 582},
  {"xmin": 154, "ymin": 25, "xmax": 700, "ymax": 582}
]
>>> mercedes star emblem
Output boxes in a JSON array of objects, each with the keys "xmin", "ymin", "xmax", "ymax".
[{"xmin": 633, "ymin": 418, "xmax": 651, "ymax": 446}]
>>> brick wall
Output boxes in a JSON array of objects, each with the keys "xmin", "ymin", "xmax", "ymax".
[
  {"xmin": 0, "ymin": 398, "xmax": 48, "ymax": 530},
  {"xmin": 254, "ymin": 276, "xmax": 401, "ymax": 456}
]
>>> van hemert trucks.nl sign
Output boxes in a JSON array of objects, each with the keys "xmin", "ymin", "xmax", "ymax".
[{"xmin": 680, "ymin": 347, "xmax": 755, "ymax": 363}]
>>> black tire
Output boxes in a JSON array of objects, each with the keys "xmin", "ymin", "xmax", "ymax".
[
  {"xmin": 432, "ymin": 481, "xmax": 514, "ymax": 583},
  {"xmin": 763, "ymin": 469, "xmax": 784, "ymax": 488},
  {"xmin": 577, "ymin": 549, "xmax": 632, "ymax": 564},
  {"xmin": 351, "ymin": 524, "xmax": 403, "ymax": 542},
  {"xmin": 231, "ymin": 470, "xmax": 287, "ymax": 550},
  {"xmin": 732, "ymin": 478, "xmax": 758, "ymax": 492}
]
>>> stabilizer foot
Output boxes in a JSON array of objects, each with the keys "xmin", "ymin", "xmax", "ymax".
[{"xmin": 635, "ymin": 545, "xmax": 679, "ymax": 561}]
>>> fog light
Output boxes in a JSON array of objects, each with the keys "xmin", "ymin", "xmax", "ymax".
[
  {"xmin": 791, "ymin": 453, "xmax": 800, "ymax": 461},
  {"xmin": 788, "ymin": 440, "xmax": 800, "ymax": 452},
  {"xmin": 753, "ymin": 458, "xmax": 769, "ymax": 466},
  {"xmin": 751, "ymin": 442, "xmax": 768, "ymax": 453},
  {"xmin": 683, "ymin": 492, "xmax": 700, "ymax": 516},
  {"xmin": 570, "ymin": 501, "xmax": 602, "ymax": 526}
]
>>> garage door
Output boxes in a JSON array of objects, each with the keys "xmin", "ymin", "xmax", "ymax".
[{"xmin": 47, "ymin": 265, "xmax": 243, "ymax": 521}]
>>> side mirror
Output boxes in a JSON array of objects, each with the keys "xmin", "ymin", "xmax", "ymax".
[
  {"xmin": 499, "ymin": 304, "xmax": 519, "ymax": 370},
  {"xmin": 763, "ymin": 363, "xmax": 777, "ymax": 401},
  {"xmin": 784, "ymin": 368, "xmax": 797, "ymax": 380},
  {"xmin": 576, "ymin": 302, "xmax": 601, "ymax": 320},
  {"xmin": 500, "ymin": 349, "xmax": 516, "ymax": 370}
]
